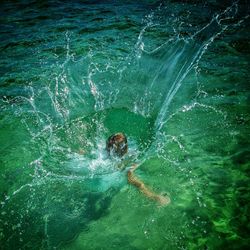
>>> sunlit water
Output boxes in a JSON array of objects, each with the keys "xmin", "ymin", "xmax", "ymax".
[{"xmin": 0, "ymin": 1, "xmax": 249, "ymax": 249}]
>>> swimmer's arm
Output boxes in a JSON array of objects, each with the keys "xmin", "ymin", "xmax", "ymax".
[{"xmin": 127, "ymin": 164, "xmax": 170, "ymax": 206}]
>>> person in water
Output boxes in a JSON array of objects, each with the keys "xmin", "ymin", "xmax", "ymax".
[{"xmin": 106, "ymin": 133, "xmax": 170, "ymax": 206}]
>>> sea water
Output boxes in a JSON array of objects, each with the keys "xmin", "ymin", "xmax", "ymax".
[{"xmin": 0, "ymin": 1, "xmax": 249, "ymax": 249}]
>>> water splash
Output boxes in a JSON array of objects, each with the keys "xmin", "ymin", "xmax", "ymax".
[{"xmin": 0, "ymin": 1, "xmax": 249, "ymax": 249}]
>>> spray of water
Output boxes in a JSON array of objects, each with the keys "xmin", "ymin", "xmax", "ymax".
[{"xmin": 0, "ymin": 1, "xmax": 249, "ymax": 248}]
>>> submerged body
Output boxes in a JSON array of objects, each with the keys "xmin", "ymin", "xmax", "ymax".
[{"xmin": 107, "ymin": 133, "xmax": 170, "ymax": 206}]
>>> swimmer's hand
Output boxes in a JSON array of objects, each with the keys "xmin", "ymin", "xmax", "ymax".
[{"xmin": 155, "ymin": 194, "xmax": 171, "ymax": 206}]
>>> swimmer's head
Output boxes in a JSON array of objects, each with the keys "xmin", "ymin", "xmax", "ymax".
[{"xmin": 106, "ymin": 133, "xmax": 128, "ymax": 157}]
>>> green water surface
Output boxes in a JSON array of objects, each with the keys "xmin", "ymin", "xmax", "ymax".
[{"xmin": 0, "ymin": 1, "xmax": 249, "ymax": 249}]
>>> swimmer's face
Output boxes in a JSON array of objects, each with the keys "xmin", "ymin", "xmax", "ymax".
[{"xmin": 106, "ymin": 133, "xmax": 128, "ymax": 157}]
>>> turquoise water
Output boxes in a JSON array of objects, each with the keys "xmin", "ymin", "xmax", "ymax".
[{"xmin": 0, "ymin": 1, "xmax": 249, "ymax": 249}]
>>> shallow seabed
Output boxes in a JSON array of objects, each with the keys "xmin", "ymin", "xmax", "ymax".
[{"xmin": 0, "ymin": 0, "xmax": 249, "ymax": 249}]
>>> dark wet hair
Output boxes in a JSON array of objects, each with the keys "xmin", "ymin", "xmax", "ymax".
[{"xmin": 106, "ymin": 133, "xmax": 128, "ymax": 157}]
